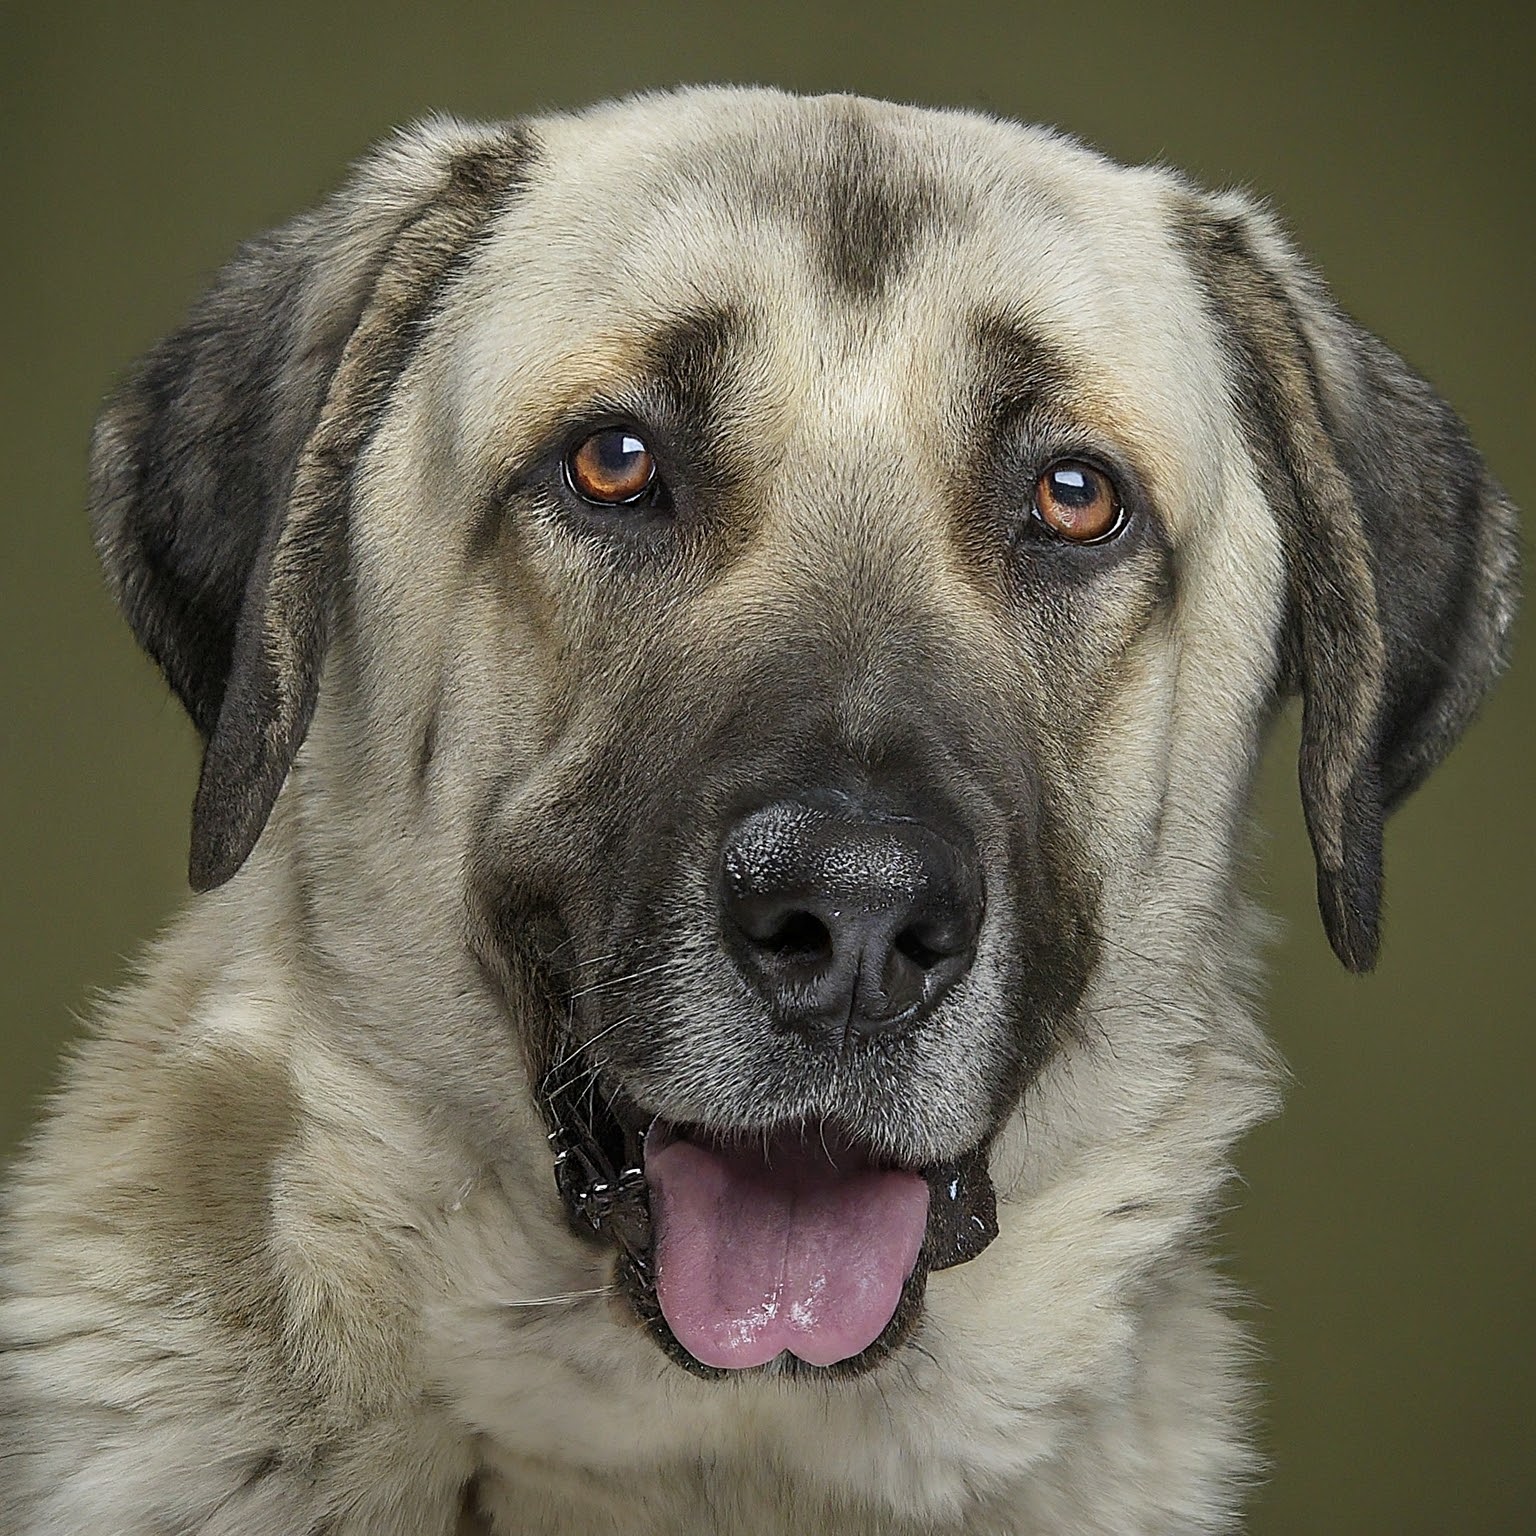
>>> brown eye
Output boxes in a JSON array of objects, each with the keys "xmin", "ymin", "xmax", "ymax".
[
  {"xmin": 1032, "ymin": 460, "xmax": 1124, "ymax": 542},
  {"xmin": 565, "ymin": 428, "xmax": 657, "ymax": 505}
]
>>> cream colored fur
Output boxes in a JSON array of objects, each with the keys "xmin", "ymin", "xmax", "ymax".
[{"xmin": 6, "ymin": 88, "xmax": 1508, "ymax": 1534}]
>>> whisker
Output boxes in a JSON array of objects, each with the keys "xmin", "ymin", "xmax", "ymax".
[
  {"xmin": 496, "ymin": 1285, "xmax": 616, "ymax": 1310},
  {"xmin": 543, "ymin": 1061, "xmax": 601, "ymax": 1102},
  {"xmin": 566, "ymin": 957, "xmax": 677, "ymax": 1002},
  {"xmin": 562, "ymin": 944, "xmax": 638, "ymax": 976},
  {"xmin": 546, "ymin": 1012, "xmax": 638, "ymax": 1076}
]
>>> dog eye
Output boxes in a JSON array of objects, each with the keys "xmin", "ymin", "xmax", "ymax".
[
  {"xmin": 565, "ymin": 428, "xmax": 659, "ymax": 506},
  {"xmin": 1031, "ymin": 461, "xmax": 1125, "ymax": 543}
]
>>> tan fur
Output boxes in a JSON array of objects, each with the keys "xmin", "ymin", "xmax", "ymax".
[{"xmin": 1, "ymin": 89, "xmax": 1516, "ymax": 1534}]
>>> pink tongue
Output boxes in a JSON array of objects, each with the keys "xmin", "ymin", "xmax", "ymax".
[{"xmin": 645, "ymin": 1128, "xmax": 930, "ymax": 1369}]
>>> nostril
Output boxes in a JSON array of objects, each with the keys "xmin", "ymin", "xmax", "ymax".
[
  {"xmin": 892, "ymin": 901, "xmax": 976, "ymax": 969},
  {"xmin": 759, "ymin": 910, "xmax": 832, "ymax": 959},
  {"xmin": 892, "ymin": 926, "xmax": 946, "ymax": 970}
]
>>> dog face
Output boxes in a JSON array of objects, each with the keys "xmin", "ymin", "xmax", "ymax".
[{"xmin": 89, "ymin": 91, "xmax": 1517, "ymax": 1381}]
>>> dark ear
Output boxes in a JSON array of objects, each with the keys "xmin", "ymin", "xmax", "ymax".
[
  {"xmin": 90, "ymin": 119, "xmax": 532, "ymax": 891},
  {"xmin": 1178, "ymin": 194, "xmax": 1519, "ymax": 971}
]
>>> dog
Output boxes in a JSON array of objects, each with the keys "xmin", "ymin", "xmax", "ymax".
[{"xmin": 0, "ymin": 88, "xmax": 1518, "ymax": 1535}]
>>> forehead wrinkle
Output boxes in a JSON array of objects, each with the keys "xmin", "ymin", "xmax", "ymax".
[
  {"xmin": 697, "ymin": 326, "xmax": 987, "ymax": 631},
  {"xmin": 954, "ymin": 304, "xmax": 1200, "ymax": 545},
  {"xmin": 460, "ymin": 301, "xmax": 764, "ymax": 492},
  {"xmin": 631, "ymin": 97, "xmax": 975, "ymax": 309},
  {"xmin": 937, "ymin": 197, "xmax": 1246, "ymax": 539}
]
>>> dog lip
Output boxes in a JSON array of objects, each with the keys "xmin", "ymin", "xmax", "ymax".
[
  {"xmin": 631, "ymin": 1124, "xmax": 997, "ymax": 1378},
  {"xmin": 535, "ymin": 1064, "xmax": 998, "ymax": 1378}
]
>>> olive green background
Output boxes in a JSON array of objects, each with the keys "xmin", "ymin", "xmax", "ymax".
[{"xmin": 3, "ymin": 2, "xmax": 1531, "ymax": 1529}]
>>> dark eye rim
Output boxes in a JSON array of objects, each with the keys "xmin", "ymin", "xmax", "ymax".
[
  {"xmin": 562, "ymin": 424, "xmax": 665, "ymax": 509},
  {"xmin": 1028, "ymin": 456, "xmax": 1130, "ymax": 546}
]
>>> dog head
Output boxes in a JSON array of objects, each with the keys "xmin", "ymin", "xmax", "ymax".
[{"xmin": 89, "ymin": 90, "xmax": 1517, "ymax": 1377}]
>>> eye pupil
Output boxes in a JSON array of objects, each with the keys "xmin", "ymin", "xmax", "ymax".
[
  {"xmin": 603, "ymin": 434, "xmax": 647, "ymax": 475},
  {"xmin": 1032, "ymin": 459, "xmax": 1124, "ymax": 543},
  {"xmin": 1047, "ymin": 467, "xmax": 1094, "ymax": 506},
  {"xmin": 567, "ymin": 428, "xmax": 657, "ymax": 505}
]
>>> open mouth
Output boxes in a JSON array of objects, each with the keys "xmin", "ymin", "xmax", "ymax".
[{"xmin": 539, "ymin": 1065, "xmax": 998, "ymax": 1378}]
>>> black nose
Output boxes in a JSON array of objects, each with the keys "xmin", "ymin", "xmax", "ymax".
[{"xmin": 718, "ymin": 801, "xmax": 983, "ymax": 1041}]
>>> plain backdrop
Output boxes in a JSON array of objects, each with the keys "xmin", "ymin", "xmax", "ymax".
[{"xmin": 3, "ymin": 3, "xmax": 1531, "ymax": 1530}]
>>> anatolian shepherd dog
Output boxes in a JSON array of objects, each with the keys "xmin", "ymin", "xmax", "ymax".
[{"xmin": 0, "ymin": 88, "xmax": 1519, "ymax": 1535}]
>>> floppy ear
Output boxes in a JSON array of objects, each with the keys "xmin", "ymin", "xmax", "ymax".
[
  {"xmin": 90, "ymin": 118, "xmax": 532, "ymax": 892},
  {"xmin": 1178, "ymin": 195, "xmax": 1519, "ymax": 971}
]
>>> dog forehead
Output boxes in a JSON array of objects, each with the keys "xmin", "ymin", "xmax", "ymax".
[
  {"xmin": 467, "ymin": 91, "xmax": 1185, "ymax": 319},
  {"xmin": 438, "ymin": 90, "xmax": 1244, "ymax": 535}
]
